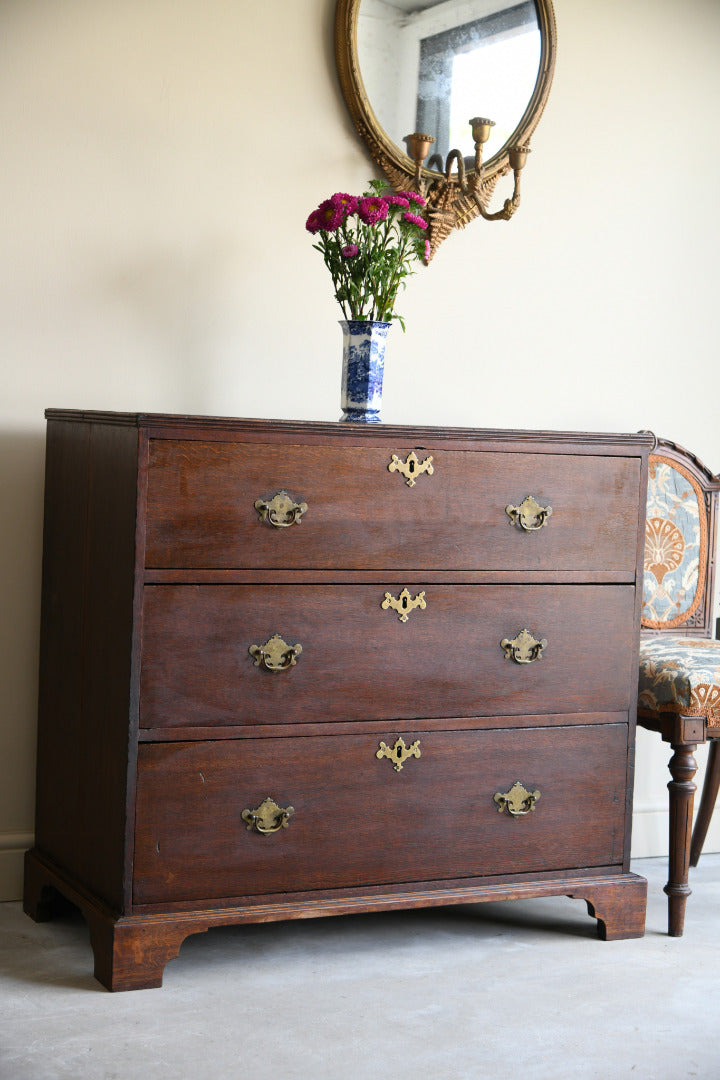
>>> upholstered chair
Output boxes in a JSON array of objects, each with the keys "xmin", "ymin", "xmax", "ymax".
[{"xmin": 637, "ymin": 437, "xmax": 720, "ymax": 935}]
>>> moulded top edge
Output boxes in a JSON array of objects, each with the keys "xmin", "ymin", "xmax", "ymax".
[{"xmin": 44, "ymin": 409, "xmax": 657, "ymax": 450}]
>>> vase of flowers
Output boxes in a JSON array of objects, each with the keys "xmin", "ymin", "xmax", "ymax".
[
  {"xmin": 306, "ymin": 181, "xmax": 428, "ymax": 422},
  {"xmin": 338, "ymin": 319, "xmax": 389, "ymax": 423}
]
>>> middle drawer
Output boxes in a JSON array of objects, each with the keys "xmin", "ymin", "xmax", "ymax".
[{"xmin": 139, "ymin": 583, "xmax": 637, "ymax": 729}]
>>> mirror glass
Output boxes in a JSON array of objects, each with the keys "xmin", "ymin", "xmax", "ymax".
[{"xmin": 357, "ymin": 0, "xmax": 542, "ymax": 170}]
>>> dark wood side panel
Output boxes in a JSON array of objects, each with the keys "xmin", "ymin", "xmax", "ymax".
[
  {"xmin": 132, "ymin": 723, "xmax": 629, "ymax": 905},
  {"xmin": 33, "ymin": 419, "xmax": 140, "ymax": 912},
  {"xmin": 621, "ymin": 448, "xmax": 650, "ymax": 871},
  {"xmin": 139, "ymin": 583, "xmax": 637, "ymax": 727}
]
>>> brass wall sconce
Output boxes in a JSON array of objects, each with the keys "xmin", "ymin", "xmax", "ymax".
[{"xmin": 405, "ymin": 120, "xmax": 531, "ymax": 261}]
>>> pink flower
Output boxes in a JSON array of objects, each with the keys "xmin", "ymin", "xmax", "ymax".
[
  {"xmin": 305, "ymin": 209, "xmax": 324, "ymax": 234},
  {"xmin": 358, "ymin": 196, "xmax": 389, "ymax": 225},
  {"xmin": 315, "ymin": 197, "xmax": 345, "ymax": 232},
  {"xmin": 306, "ymin": 182, "xmax": 429, "ymax": 320},
  {"xmin": 397, "ymin": 191, "xmax": 427, "ymax": 207},
  {"xmin": 403, "ymin": 211, "xmax": 428, "ymax": 230},
  {"xmin": 332, "ymin": 192, "xmax": 358, "ymax": 215},
  {"xmin": 306, "ymin": 193, "xmax": 356, "ymax": 234}
]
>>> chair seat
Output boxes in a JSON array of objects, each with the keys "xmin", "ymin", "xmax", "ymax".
[{"xmin": 638, "ymin": 636, "xmax": 720, "ymax": 726}]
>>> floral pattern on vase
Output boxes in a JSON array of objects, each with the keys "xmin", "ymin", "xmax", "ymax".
[{"xmin": 339, "ymin": 320, "xmax": 390, "ymax": 423}]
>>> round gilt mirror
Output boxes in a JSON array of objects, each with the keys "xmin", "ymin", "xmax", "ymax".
[{"xmin": 335, "ymin": 0, "xmax": 556, "ymax": 256}]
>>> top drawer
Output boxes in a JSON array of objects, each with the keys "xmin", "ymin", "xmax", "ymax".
[{"xmin": 144, "ymin": 438, "xmax": 642, "ymax": 573}]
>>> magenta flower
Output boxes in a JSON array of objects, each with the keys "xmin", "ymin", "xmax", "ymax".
[
  {"xmin": 305, "ymin": 208, "xmax": 324, "ymax": 234},
  {"xmin": 332, "ymin": 192, "xmax": 358, "ymax": 215},
  {"xmin": 397, "ymin": 191, "xmax": 427, "ymax": 207},
  {"xmin": 403, "ymin": 211, "xmax": 428, "ymax": 230},
  {"xmin": 315, "ymin": 197, "xmax": 345, "ymax": 232},
  {"xmin": 358, "ymin": 196, "xmax": 389, "ymax": 225},
  {"xmin": 306, "ymin": 182, "xmax": 428, "ymax": 322}
]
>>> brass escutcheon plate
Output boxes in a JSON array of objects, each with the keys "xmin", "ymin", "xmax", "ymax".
[
  {"xmin": 381, "ymin": 588, "xmax": 426, "ymax": 622},
  {"xmin": 388, "ymin": 451, "xmax": 434, "ymax": 487},
  {"xmin": 376, "ymin": 736, "xmax": 421, "ymax": 771}
]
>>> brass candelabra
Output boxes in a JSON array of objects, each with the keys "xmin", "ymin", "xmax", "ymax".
[{"xmin": 405, "ymin": 118, "xmax": 531, "ymax": 261}]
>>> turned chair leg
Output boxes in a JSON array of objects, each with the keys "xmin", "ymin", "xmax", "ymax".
[
  {"xmin": 664, "ymin": 742, "xmax": 699, "ymax": 937},
  {"xmin": 690, "ymin": 739, "xmax": 720, "ymax": 867}
]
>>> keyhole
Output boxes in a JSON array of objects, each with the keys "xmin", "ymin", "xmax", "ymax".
[
  {"xmin": 402, "ymin": 596, "xmax": 408, "ymax": 609},
  {"xmin": 409, "ymin": 459, "xmax": 415, "ymax": 473},
  {"xmin": 396, "ymin": 746, "xmax": 403, "ymax": 759}
]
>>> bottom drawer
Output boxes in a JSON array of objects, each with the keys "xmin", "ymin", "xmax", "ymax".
[{"xmin": 132, "ymin": 724, "xmax": 629, "ymax": 905}]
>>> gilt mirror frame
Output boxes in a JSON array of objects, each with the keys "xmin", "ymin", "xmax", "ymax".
[{"xmin": 335, "ymin": 0, "xmax": 557, "ymax": 253}]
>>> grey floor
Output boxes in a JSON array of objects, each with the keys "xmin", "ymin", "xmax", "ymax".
[{"xmin": 1, "ymin": 856, "xmax": 718, "ymax": 1080}]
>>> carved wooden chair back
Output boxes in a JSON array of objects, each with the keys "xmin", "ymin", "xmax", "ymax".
[{"xmin": 637, "ymin": 437, "xmax": 720, "ymax": 935}]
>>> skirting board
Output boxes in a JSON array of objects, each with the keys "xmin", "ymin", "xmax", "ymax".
[
  {"xmin": 631, "ymin": 730, "xmax": 720, "ymax": 860},
  {"xmin": 631, "ymin": 802, "xmax": 720, "ymax": 860},
  {"xmin": 0, "ymin": 834, "xmax": 33, "ymax": 902}
]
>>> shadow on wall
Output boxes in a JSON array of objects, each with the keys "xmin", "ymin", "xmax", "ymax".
[{"xmin": 0, "ymin": 427, "xmax": 48, "ymax": 870}]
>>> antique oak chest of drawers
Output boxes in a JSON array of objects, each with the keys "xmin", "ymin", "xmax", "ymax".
[{"xmin": 25, "ymin": 411, "xmax": 653, "ymax": 990}]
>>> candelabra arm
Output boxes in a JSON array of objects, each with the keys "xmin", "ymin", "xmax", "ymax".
[
  {"xmin": 471, "ymin": 156, "xmax": 525, "ymax": 222},
  {"xmin": 413, "ymin": 163, "xmax": 427, "ymax": 198},
  {"xmin": 472, "ymin": 194, "xmax": 515, "ymax": 221},
  {"xmin": 444, "ymin": 149, "xmax": 469, "ymax": 194}
]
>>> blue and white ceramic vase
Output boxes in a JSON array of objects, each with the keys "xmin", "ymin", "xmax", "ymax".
[{"xmin": 339, "ymin": 319, "xmax": 391, "ymax": 423}]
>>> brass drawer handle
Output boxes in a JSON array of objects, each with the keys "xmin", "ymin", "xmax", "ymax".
[
  {"xmin": 242, "ymin": 797, "xmax": 295, "ymax": 834},
  {"xmin": 249, "ymin": 633, "xmax": 303, "ymax": 672},
  {"xmin": 388, "ymin": 451, "xmax": 434, "ymax": 487},
  {"xmin": 494, "ymin": 781, "xmax": 541, "ymax": 817},
  {"xmin": 376, "ymin": 736, "xmax": 421, "ymax": 771},
  {"xmin": 501, "ymin": 629, "xmax": 547, "ymax": 664},
  {"xmin": 381, "ymin": 588, "xmax": 426, "ymax": 622},
  {"xmin": 254, "ymin": 490, "xmax": 308, "ymax": 528},
  {"xmin": 505, "ymin": 495, "xmax": 552, "ymax": 531}
]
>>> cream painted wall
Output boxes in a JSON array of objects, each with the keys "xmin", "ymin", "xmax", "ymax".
[{"xmin": 2, "ymin": 0, "xmax": 720, "ymax": 899}]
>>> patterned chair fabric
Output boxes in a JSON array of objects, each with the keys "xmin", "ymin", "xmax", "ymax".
[
  {"xmin": 642, "ymin": 455, "xmax": 707, "ymax": 629},
  {"xmin": 638, "ymin": 636, "xmax": 720, "ymax": 729}
]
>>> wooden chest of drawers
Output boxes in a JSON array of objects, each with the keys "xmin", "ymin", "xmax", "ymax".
[{"xmin": 24, "ymin": 412, "xmax": 652, "ymax": 990}]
